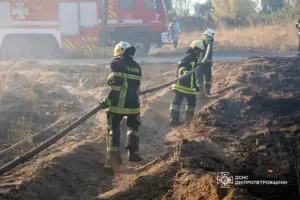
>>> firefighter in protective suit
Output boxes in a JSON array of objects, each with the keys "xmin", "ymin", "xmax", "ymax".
[
  {"xmin": 103, "ymin": 41, "xmax": 143, "ymax": 169},
  {"xmin": 196, "ymin": 28, "xmax": 215, "ymax": 99},
  {"xmin": 296, "ymin": 18, "xmax": 300, "ymax": 56},
  {"xmin": 169, "ymin": 40, "xmax": 205, "ymax": 126}
]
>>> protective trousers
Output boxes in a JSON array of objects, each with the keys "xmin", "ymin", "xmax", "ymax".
[
  {"xmin": 173, "ymin": 39, "xmax": 178, "ymax": 49},
  {"xmin": 106, "ymin": 112, "xmax": 141, "ymax": 153},
  {"xmin": 172, "ymin": 33, "xmax": 179, "ymax": 49},
  {"xmin": 196, "ymin": 62, "xmax": 212, "ymax": 95},
  {"xmin": 170, "ymin": 90, "xmax": 196, "ymax": 123}
]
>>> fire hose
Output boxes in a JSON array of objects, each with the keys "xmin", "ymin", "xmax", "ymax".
[{"xmin": 0, "ymin": 44, "xmax": 211, "ymax": 176}]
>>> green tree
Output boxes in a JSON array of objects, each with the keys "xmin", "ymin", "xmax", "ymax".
[
  {"xmin": 230, "ymin": 0, "xmax": 256, "ymax": 19},
  {"xmin": 194, "ymin": 0, "xmax": 212, "ymax": 17},
  {"xmin": 163, "ymin": 0, "xmax": 172, "ymax": 13},
  {"xmin": 212, "ymin": 0, "xmax": 233, "ymax": 21},
  {"xmin": 261, "ymin": 0, "xmax": 284, "ymax": 12},
  {"xmin": 212, "ymin": 0, "xmax": 256, "ymax": 22},
  {"xmin": 259, "ymin": 1, "xmax": 300, "ymax": 23},
  {"xmin": 173, "ymin": 0, "xmax": 192, "ymax": 17}
]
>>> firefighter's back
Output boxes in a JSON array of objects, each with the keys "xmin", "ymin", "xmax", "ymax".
[{"xmin": 108, "ymin": 57, "xmax": 142, "ymax": 114}]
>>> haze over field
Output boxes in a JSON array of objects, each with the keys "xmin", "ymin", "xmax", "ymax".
[{"xmin": 0, "ymin": 0, "xmax": 299, "ymax": 199}]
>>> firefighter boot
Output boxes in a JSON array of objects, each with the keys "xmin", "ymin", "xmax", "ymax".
[
  {"xmin": 185, "ymin": 111, "xmax": 194, "ymax": 124},
  {"xmin": 126, "ymin": 130, "xmax": 143, "ymax": 162},
  {"xmin": 197, "ymin": 85, "xmax": 206, "ymax": 100},
  {"xmin": 128, "ymin": 149, "xmax": 143, "ymax": 162},
  {"xmin": 205, "ymin": 83, "xmax": 211, "ymax": 97},
  {"xmin": 169, "ymin": 109, "xmax": 181, "ymax": 126},
  {"xmin": 104, "ymin": 150, "xmax": 122, "ymax": 174}
]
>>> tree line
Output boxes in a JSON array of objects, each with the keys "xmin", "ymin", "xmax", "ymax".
[{"xmin": 164, "ymin": 0, "xmax": 299, "ymax": 26}]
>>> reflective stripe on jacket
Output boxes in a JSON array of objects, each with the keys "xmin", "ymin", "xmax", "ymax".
[
  {"xmin": 172, "ymin": 53, "xmax": 198, "ymax": 95},
  {"xmin": 106, "ymin": 57, "xmax": 142, "ymax": 114}
]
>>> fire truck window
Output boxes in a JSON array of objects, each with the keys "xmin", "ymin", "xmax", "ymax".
[
  {"xmin": 119, "ymin": 0, "xmax": 135, "ymax": 10},
  {"xmin": 59, "ymin": 3, "xmax": 80, "ymax": 35},
  {"xmin": 144, "ymin": 0, "xmax": 156, "ymax": 9},
  {"xmin": 79, "ymin": 3, "xmax": 97, "ymax": 27}
]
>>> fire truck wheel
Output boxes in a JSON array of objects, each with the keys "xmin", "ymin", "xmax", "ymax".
[
  {"xmin": 1, "ymin": 37, "xmax": 31, "ymax": 60},
  {"xmin": 130, "ymin": 37, "xmax": 150, "ymax": 57}
]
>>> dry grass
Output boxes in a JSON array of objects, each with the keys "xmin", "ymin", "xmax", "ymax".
[
  {"xmin": 48, "ymin": 22, "xmax": 299, "ymax": 59},
  {"xmin": 8, "ymin": 117, "xmax": 34, "ymax": 153},
  {"xmin": 156, "ymin": 22, "xmax": 298, "ymax": 53}
]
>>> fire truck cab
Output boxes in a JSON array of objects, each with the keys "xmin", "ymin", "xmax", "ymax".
[{"xmin": 0, "ymin": 0, "xmax": 170, "ymax": 59}]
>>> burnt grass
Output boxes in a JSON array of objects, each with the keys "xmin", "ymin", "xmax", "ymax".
[
  {"xmin": 100, "ymin": 57, "xmax": 300, "ymax": 200},
  {"xmin": 189, "ymin": 57, "xmax": 300, "ymax": 199},
  {"xmin": 1, "ymin": 57, "xmax": 300, "ymax": 200}
]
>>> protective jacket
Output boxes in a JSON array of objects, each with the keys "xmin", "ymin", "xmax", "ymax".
[
  {"xmin": 105, "ymin": 57, "xmax": 142, "ymax": 114},
  {"xmin": 198, "ymin": 35, "xmax": 214, "ymax": 64},
  {"xmin": 172, "ymin": 53, "xmax": 199, "ymax": 95}
]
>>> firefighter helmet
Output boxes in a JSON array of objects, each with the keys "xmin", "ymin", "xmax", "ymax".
[
  {"xmin": 114, "ymin": 41, "xmax": 136, "ymax": 57},
  {"xmin": 189, "ymin": 40, "xmax": 204, "ymax": 50},
  {"xmin": 204, "ymin": 28, "xmax": 215, "ymax": 38}
]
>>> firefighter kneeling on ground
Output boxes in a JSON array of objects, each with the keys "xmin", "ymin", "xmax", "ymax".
[
  {"xmin": 169, "ymin": 40, "xmax": 205, "ymax": 126},
  {"xmin": 296, "ymin": 18, "xmax": 300, "ymax": 56},
  {"xmin": 196, "ymin": 28, "xmax": 215, "ymax": 99},
  {"xmin": 102, "ymin": 41, "xmax": 143, "ymax": 169}
]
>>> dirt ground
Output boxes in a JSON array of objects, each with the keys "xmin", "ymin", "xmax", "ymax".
[
  {"xmin": 0, "ymin": 59, "xmax": 176, "ymax": 200},
  {"xmin": 0, "ymin": 56, "xmax": 300, "ymax": 200}
]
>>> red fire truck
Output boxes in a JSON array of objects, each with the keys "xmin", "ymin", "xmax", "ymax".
[{"xmin": 0, "ymin": 0, "xmax": 169, "ymax": 59}]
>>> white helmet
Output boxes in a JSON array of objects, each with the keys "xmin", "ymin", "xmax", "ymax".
[
  {"xmin": 204, "ymin": 28, "xmax": 215, "ymax": 38},
  {"xmin": 189, "ymin": 40, "xmax": 204, "ymax": 50},
  {"xmin": 114, "ymin": 41, "xmax": 135, "ymax": 57}
]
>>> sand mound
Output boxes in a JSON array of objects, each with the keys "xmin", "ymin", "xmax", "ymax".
[
  {"xmin": 182, "ymin": 56, "xmax": 300, "ymax": 199},
  {"xmin": 0, "ymin": 139, "xmax": 112, "ymax": 200}
]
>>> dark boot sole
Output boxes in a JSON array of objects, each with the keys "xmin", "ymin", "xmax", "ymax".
[
  {"xmin": 170, "ymin": 120, "xmax": 185, "ymax": 126},
  {"xmin": 128, "ymin": 151, "xmax": 143, "ymax": 162},
  {"xmin": 129, "ymin": 158, "xmax": 143, "ymax": 162}
]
